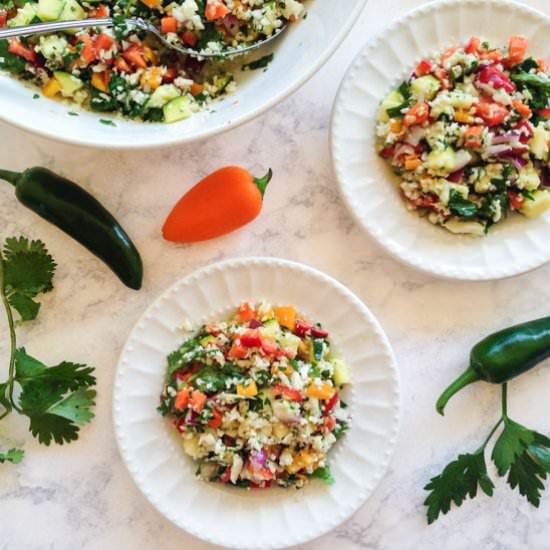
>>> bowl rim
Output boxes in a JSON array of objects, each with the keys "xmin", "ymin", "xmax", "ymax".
[
  {"xmin": 330, "ymin": 0, "xmax": 550, "ymax": 281},
  {"xmin": 0, "ymin": 0, "xmax": 369, "ymax": 150}
]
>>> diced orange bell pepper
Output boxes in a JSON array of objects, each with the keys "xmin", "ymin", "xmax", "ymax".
[
  {"xmin": 174, "ymin": 387, "xmax": 190, "ymax": 410},
  {"xmin": 190, "ymin": 82, "xmax": 204, "ymax": 97},
  {"xmin": 91, "ymin": 71, "xmax": 111, "ymax": 93},
  {"xmin": 404, "ymin": 157, "xmax": 422, "ymax": 171},
  {"xmin": 464, "ymin": 125, "xmax": 483, "ymax": 149},
  {"xmin": 161, "ymin": 16, "xmax": 178, "ymax": 34},
  {"xmin": 190, "ymin": 390, "xmax": 207, "ymax": 413},
  {"xmin": 123, "ymin": 44, "xmax": 147, "ymax": 69},
  {"xmin": 512, "ymin": 99, "xmax": 532, "ymax": 119},
  {"xmin": 142, "ymin": 44, "xmax": 157, "ymax": 64},
  {"xmin": 538, "ymin": 58, "xmax": 548, "ymax": 73},
  {"xmin": 305, "ymin": 382, "xmax": 335, "ymax": 400},
  {"xmin": 238, "ymin": 302, "xmax": 255, "ymax": 322},
  {"xmin": 274, "ymin": 306, "xmax": 296, "ymax": 331},
  {"xmin": 140, "ymin": 0, "xmax": 162, "ymax": 8},
  {"xmin": 228, "ymin": 343, "xmax": 248, "ymax": 359},
  {"xmin": 508, "ymin": 35, "xmax": 528, "ymax": 65}
]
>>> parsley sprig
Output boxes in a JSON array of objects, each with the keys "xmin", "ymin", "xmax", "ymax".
[
  {"xmin": 425, "ymin": 384, "xmax": 550, "ymax": 523},
  {"xmin": 0, "ymin": 237, "xmax": 96, "ymax": 462}
]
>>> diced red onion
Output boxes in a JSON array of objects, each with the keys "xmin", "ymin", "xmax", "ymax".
[
  {"xmin": 248, "ymin": 319, "xmax": 262, "ymax": 329},
  {"xmin": 447, "ymin": 168, "xmax": 464, "ymax": 183},
  {"xmin": 250, "ymin": 449, "xmax": 267, "ymax": 470},
  {"xmin": 485, "ymin": 144, "xmax": 513, "ymax": 157},
  {"xmin": 222, "ymin": 14, "xmax": 240, "ymax": 36},
  {"xmin": 392, "ymin": 143, "xmax": 415, "ymax": 163}
]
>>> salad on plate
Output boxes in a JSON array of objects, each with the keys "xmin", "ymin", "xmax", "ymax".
[
  {"xmin": 376, "ymin": 35, "xmax": 550, "ymax": 235},
  {"xmin": 158, "ymin": 301, "xmax": 351, "ymax": 489},
  {"xmin": 0, "ymin": 0, "xmax": 306, "ymax": 123}
]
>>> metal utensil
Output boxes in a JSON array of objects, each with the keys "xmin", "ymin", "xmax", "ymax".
[{"xmin": 0, "ymin": 17, "xmax": 287, "ymax": 59}]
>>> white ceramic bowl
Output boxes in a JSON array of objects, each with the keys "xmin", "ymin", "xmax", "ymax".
[
  {"xmin": 113, "ymin": 257, "xmax": 400, "ymax": 550},
  {"xmin": 0, "ymin": 0, "xmax": 366, "ymax": 149},
  {"xmin": 331, "ymin": 0, "xmax": 550, "ymax": 280}
]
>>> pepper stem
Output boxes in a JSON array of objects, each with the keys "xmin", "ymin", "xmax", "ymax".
[
  {"xmin": 253, "ymin": 168, "xmax": 273, "ymax": 197},
  {"xmin": 435, "ymin": 366, "xmax": 480, "ymax": 416},
  {"xmin": 0, "ymin": 170, "xmax": 21, "ymax": 187}
]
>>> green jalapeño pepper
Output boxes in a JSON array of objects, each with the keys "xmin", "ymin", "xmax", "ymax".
[
  {"xmin": 436, "ymin": 316, "xmax": 550, "ymax": 415},
  {"xmin": 0, "ymin": 167, "xmax": 143, "ymax": 290}
]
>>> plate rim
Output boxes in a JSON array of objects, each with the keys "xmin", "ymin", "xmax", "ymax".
[
  {"xmin": 112, "ymin": 256, "xmax": 401, "ymax": 549},
  {"xmin": 330, "ymin": 0, "xmax": 550, "ymax": 281}
]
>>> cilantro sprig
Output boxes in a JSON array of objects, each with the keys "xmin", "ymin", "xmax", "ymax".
[
  {"xmin": 425, "ymin": 384, "xmax": 550, "ymax": 523},
  {"xmin": 0, "ymin": 236, "xmax": 96, "ymax": 463}
]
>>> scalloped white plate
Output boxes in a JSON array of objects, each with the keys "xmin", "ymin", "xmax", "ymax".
[
  {"xmin": 113, "ymin": 257, "xmax": 400, "ymax": 550},
  {"xmin": 331, "ymin": 0, "xmax": 550, "ymax": 280}
]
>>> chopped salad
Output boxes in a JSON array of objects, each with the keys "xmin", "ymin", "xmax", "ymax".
[
  {"xmin": 376, "ymin": 35, "xmax": 550, "ymax": 235},
  {"xmin": 158, "ymin": 302, "xmax": 351, "ymax": 489},
  {"xmin": 0, "ymin": 0, "xmax": 306, "ymax": 123}
]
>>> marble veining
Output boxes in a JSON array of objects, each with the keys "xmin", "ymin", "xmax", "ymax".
[{"xmin": 1, "ymin": 0, "xmax": 550, "ymax": 548}]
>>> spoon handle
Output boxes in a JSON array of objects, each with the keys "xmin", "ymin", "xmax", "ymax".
[{"xmin": 0, "ymin": 17, "xmax": 115, "ymax": 39}]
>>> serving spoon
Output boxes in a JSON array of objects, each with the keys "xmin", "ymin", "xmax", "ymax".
[{"xmin": 0, "ymin": 17, "xmax": 288, "ymax": 59}]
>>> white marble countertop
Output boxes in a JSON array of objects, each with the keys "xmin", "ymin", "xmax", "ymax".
[{"xmin": 2, "ymin": 0, "xmax": 550, "ymax": 548}]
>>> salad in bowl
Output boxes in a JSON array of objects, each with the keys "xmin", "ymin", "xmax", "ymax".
[
  {"xmin": 376, "ymin": 35, "xmax": 550, "ymax": 236},
  {"xmin": 158, "ymin": 301, "xmax": 351, "ymax": 489}
]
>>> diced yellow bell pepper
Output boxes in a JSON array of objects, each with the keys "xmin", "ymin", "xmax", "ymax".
[
  {"xmin": 142, "ymin": 44, "xmax": 158, "ymax": 65},
  {"xmin": 454, "ymin": 110, "xmax": 474, "ymax": 124},
  {"xmin": 42, "ymin": 78, "xmax": 61, "ymax": 98},
  {"xmin": 237, "ymin": 380, "xmax": 258, "ymax": 398},
  {"xmin": 305, "ymin": 381, "xmax": 335, "ymax": 400},
  {"xmin": 274, "ymin": 306, "xmax": 296, "ymax": 331},
  {"xmin": 140, "ymin": 66, "xmax": 163, "ymax": 91}
]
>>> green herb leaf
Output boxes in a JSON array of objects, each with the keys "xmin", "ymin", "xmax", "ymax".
[
  {"xmin": 492, "ymin": 418, "xmax": 535, "ymax": 475},
  {"xmin": 0, "ymin": 39, "xmax": 27, "ymax": 74},
  {"xmin": 448, "ymin": 191, "xmax": 478, "ymax": 219},
  {"xmin": 0, "ymin": 448, "xmax": 24, "ymax": 464},
  {"xmin": 99, "ymin": 118, "xmax": 116, "ymax": 127},
  {"xmin": 308, "ymin": 465, "xmax": 335, "ymax": 485},
  {"xmin": 424, "ymin": 451, "xmax": 494, "ymax": 524},
  {"xmin": 243, "ymin": 53, "xmax": 274, "ymax": 71}
]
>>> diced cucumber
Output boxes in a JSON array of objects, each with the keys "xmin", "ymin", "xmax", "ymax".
[
  {"xmin": 37, "ymin": 35, "xmax": 68, "ymax": 64},
  {"xmin": 444, "ymin": 219, "xmax": 485, "ymax": 236},
  {"xmin": 148, "ymin": 84, "xmax": 181, "ymax": 109},
  {"xmin": 58, "ymin": 0, "xmax": 85, "ymax": 33},
  {"xmin": 37, "ymin": 0, "xmax": 66, "ymax": 21},
  {"xmin": 279, "ymin": 333, "xmax": 301, "ymax": 356},
  {"xmin": 53, "ymin": 71, "xmax": 83, "ymax": 97},
  {"xmin": 520, "ymin": 190, "xmax": 550, "ymax": 219},
  {"xmin": 260, "ymin": 318, "xmax": 281, "ymax": 341},
  {"xmin": 7, "ymin": 3, "xmax": 38, "ymax": 26},
  {"xmin": 411, "ymin": 75, "xmax": 440, "ymax": 100},
  {"xmin": 163, "ymin": 95, "xmax": 194, "ymax": 123},
  {"xmin": 529, "ymin": 124, "xmax": 550, "ymax": 161},
  {"xmin": 426, "ymin": 148, "xmax": 456, "ymax": 174},
  {"xmin": 214, "ymin": 74, "xmax": 232, "ymax": 93},
  {"xmin": 378, "ymin": 89, "xmax": 405, "ymax": 123},
  {"xmin": 200, "ymin": 335, "xmax": 215, "ymax": 346},
  {"xmin": 332, "ymin": 359, "xmax": 351, "ymax": 386}
]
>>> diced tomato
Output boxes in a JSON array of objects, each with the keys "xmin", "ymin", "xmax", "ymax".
[
  {"xmin": 434, "ymin": 68, "xmax": 451, "ymax": 89},
  {"xmin": 415, "ymin": 58, "xmax": 432, "ymax": 76},
  {"xmin": 241, "ymin": 330, "xmax": 262, "ymax": 348},
  {"xmin": 95, "ymin": 33, "xmax": 115, "ymax": 56},
  {"xmin": 508, "ymin": 35, "xmax": 528, "ymax": 65},
  {"xmin": 512, "ymin": 99, "xmax": 531, "ymax": 119},
  {"xmin": 537, "ymin": 58, "xmax": 548, "ymax": 73},
  {"xmin": 238, "ymin": 302, "xmax": 255, "ymax": 322},
  {"xmin": 514, "ymin": 119, "xmax": 534, "ymax": 142},
  {"xmin": 220, "ymin": 467, "xmax": 232, "ymax": 483},
  {"xmin": 411, "ymin": 195, "xmax": 438, "ymax": 209},
  {"xmin": 464, "ymin": 125, "xmax": 483, "ymax": 149},
  {"xmin": 181, "ymin": 30, "xmax": 198, "ymax": 47},
  {"xmin": 478, "ymin": 65, "xmax": 515, "ymax": 93},
  {"xmin": 160, "ymin": 16, "xmax": 178, "ymax": 34},
  {"xmin": 207, "ymin": 408, "xmax": 223, "ymax": 429},
  {"xmin": 90, "ymin": 4, "xmax": 109, "ymax": 17},
  {"xmin": 122, "ymin": 43, "xmax": 147, "ymax": 69},
  {"xmin": 174, "ymin": 387, "xmax": 190, "ymax": 410},
  {"xmin": 272, "ymin": 384, "xmax": 303, "ymax": 403},
  {"xmin": 228, "ymin": 343, "xmax": 248, "ymax": 359},
  {"xmin": 205, "ymin": 0, "xmax": 229, "ymax": 21},
  {"xmin": 539, "ymin": 107, "xmax": 550, "ymax": 119},
  {"xmin": 175, "ymin": 370, "xmax": 193, "ymax": 382},
  {"xmin": 0, "ymin": 10, "xmax": 7, "ymax": 27},
  {"xmin": 163, "ymin": 66, "xmax": 178, "ymax": 82},
  {"xmin": 261, "ymin": 339, "xmax": 279, "ymax": 355},
  {"xmin": 379, "ymin": 145, "xmax": 396, "ymax": 159},
  {"xmin": 324, "ymin": 416, "xmax": 336, "ymax": 431},
  {"xmin": 190, "ymin": 390, "xmax": 207, "ymax": 413},
  {"xmin": 404, "ymin": 102, "xmax": 430, "ymax": 127},
  {"xmin": 475, "ymin": 99, "xmax": 509, "ymax": 127},
  {"xmin": 114, "ymin": 56, "xmax": 131, "ymax": 73},
  {"xmin": 76, "ymin": 34, "xmax": 95, "ymax": 66},
  {"xmin": 508, "ymin": 191, "xmax": 524, "ymax": 210},
  {"xmin": 323, "ymin": 392, "xmax": 339, "ymax": 415},
  {"xmin": 294, "ymin": 320, "xmax": 312, "ymax": 336},
  {"xmin": 8, "ymin": 39, "xmax": 37, "ymax": 63},
  {"xmin": 465, "ymin": 36, "xmax": 480, "ymax": 55},
  {"xmin": 310, "ymin": 326, "xmax": 329, "ymax": 338}
]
